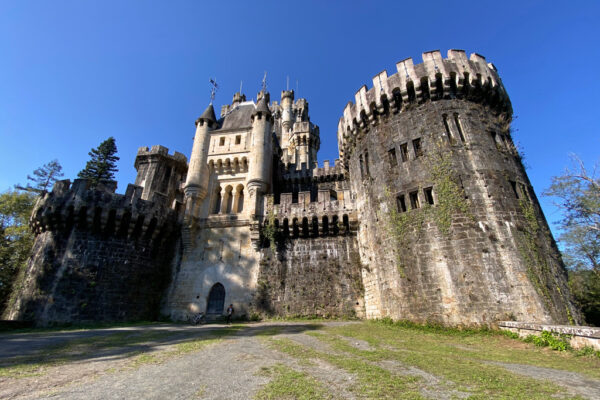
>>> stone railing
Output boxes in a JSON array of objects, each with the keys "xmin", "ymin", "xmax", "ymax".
[{"xmin": 498, "ymin": 321, "xmax": 600, "ymax": 350}]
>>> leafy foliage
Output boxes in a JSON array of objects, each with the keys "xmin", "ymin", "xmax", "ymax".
[
  {"xmin": 544, "ymin": 155, "xmax": 600, "ymax": 325},
  {"xmin": 544, "ymin": 154, "xmax": 600, "ymax": 273},
  {"xmin": 524, "ymin": 330, "xmax": 571, "ymax": 351},
  {"xmin": 16, "ymin": 160, "xmax": 64, "ymax": 193},
  {"xmin": 77, "ymin": 137, "xmax": 120, "ymax": 186},
  {"xmin": 0, "ymin": 190, "xmax": 36, "ymax": 313},
  {"xmin": 568, "ymin": 268, "xmax": 600, "ymax": 326}
]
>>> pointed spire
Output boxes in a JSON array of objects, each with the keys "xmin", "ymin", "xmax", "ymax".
[
  {"xmin": 255, "ymin": 91, "xmax": 271, "ymax": 112},
  {"xmin": 196, "ymin": 103, "xmax": 216, "ymax": 126}
]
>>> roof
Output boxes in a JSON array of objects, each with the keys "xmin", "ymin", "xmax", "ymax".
[
  {"xmin": 218, "ymin": 102, "xmax": 255, "ymax": 130},
  {"xmin": 199, "ymin": 104, "xmax": 216, "ymax": 123}
]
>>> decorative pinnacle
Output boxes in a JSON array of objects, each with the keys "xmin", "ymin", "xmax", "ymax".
[
  {"xmin": 261, "ymin": 71, "xmax": 267, "ymax": 93},
  {"xmin": 209, "ymin": 78, "xmax": 219, "ymax": 105}
]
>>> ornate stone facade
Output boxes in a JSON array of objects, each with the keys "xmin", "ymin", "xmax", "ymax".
[{"xmin": 4, "ymin": 50, "xmax": 582, "ymax": 326}]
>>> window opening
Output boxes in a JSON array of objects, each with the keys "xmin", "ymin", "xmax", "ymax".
[
  {"xmin": 219, "ymin": 137, "xmax": 225, "ymax": 146},
  {"xmin": 400, "ymin": 143, "xmax": 409, "ymax": 162},
  {"xmin": 442, "ymin": 114, "xmax": 453, "ymax": 142},
  {"xmin": 509, "ymin": 180, "xmax": 519, "ymax": 199},
  {"xmin": 235, "ymin": 135, "xmax": 241, "ymax": 145},
  {"xmin": 424, "ymin": 187, "xmax": 434, "ymax": 205},
  {"xmin": 388, "ymin": 148, "xmax": 397, "ymax": 166},
  {"xmin": 453, "ymin": 113, "xmax": 466, "ymax": 142},
  {"xmin": 409, "ymin": 191, "xmax": 420, "ymax": 209},
  {"xmin": 396, "ymin": 195, "xmax": 407, "ymax": 212},
  {"xmin": 413, "ymin": 138, "xmax": 423, "ymax": 158}
]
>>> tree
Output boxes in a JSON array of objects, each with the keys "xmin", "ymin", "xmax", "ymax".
[
  {"xmin": 544, "ymin": 154, "xmax": 600, "ymax": 274},
  {"xmin": 15, "ymin": 159, "xmax": 64, "ymax": 193},
  {"xmin": 0, "ymin": 190, "xmax": 36, "ymax": 313},
  {"xmin": 77, "ymin": 137, "xmax": 120, "ymax": 186},
  {"xmin": 544, "ymin": 154, "xmax": 600, "ymax": 325}
]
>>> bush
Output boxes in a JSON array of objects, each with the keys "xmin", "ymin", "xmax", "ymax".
[{"xmin": 524, "ymin": 330, "xmax": 571, "ymax": 351}]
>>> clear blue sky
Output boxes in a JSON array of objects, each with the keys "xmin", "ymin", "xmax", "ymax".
[{"xmin": 1, "ymin": 0, "xmax": 599, "ymax": 233}]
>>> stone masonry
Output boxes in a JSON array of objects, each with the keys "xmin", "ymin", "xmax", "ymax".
[{"xmin": 4, "ymin": 49, "xmax": 583, "ymax": 327}]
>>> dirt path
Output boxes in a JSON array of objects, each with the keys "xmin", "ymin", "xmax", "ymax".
[{"xmin": 0, "ymin": 322, "xmax": 598, "ymax": 399}]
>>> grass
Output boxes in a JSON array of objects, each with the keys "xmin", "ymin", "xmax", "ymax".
[
  {"xmin": 266, "ymin": 321, "xmax": 599, "ymax": 399},
  {"xmin": 255, "ymin": 364, "xmax": 333, "ymax": 400}
]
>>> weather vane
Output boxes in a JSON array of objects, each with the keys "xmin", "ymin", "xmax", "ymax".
[
  {"xmin": 261, "ymin": 71, "xmax": 267, "ymax": 93},
  {"xmin": 209, "ymin": 78, "xmax": 219, "ymax": 105}
]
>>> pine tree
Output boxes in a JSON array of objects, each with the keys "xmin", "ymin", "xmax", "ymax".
[
  {"xmin": 26, "ymin": 159, "xmax": 64, "ymax": 192},
  {"xmin": 15, "ymin": 160, "xmax": 64, "ymax": 194},
  {"xmin": 77, "ymin": 137, "xmax": 120, "ymax": 186}
]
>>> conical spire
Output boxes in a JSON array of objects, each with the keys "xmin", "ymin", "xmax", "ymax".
[
  {"xmin": 253, "ymin": 92, "xmax": 271, "ymax": 116},
  {"xmin": 198, "ymin": 104, "xmax": 216, "ymax": 124}
]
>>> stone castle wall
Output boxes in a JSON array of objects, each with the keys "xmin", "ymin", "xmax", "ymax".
[
  {"xmin": 4, "ymin": 179, "xmax": 178, "ymax": 326},
  {"xmin": 255, "ymin": 236, "xmax": 364, "ymax": 318},
  {"xmin": 338, "ymin": 50, "xmax": 581, "ymax": 325}
]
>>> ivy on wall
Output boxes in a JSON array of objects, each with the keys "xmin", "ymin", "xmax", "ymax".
[{"xmin": 383, "ymin": 142, "xmax": 472, "ymax": 277}]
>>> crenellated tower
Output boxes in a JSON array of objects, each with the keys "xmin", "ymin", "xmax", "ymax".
[{"xmin": 337, "ymin": 49, "xmax": 581, "ymax": 325}]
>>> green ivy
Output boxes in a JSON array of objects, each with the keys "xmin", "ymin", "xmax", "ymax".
[
  {"xmin": 383, "ymin": 144, "xmax": 472, "ymax": 276},
  {"xmin": 428, "ymin": 148, "xmax": 472, "ymax": 235}
]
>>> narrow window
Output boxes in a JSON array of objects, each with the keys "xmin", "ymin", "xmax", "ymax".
[
  {"xmin": 396, "ymin": 195, "xmax": 407, "ymax": 212},
  {"xmin": 219, "ymin": 137, "xmax": 225, "ymax": 146},
  {"xmin": 235, "ymin": 135, "xmax": 241, "ymax": 145},
  {"xmin": 364, "ymin": 151, "xmax": 370, "ymax": 176},
  {"xmin": 388, "ymin": 148, "xmax": 397, "ymax": 166},
  {"xmin": 509, "ymin": 180, "xmax": 519, "ymax": 199},
  {"xmin": 442, "ymin": 114, "xmax": 453, "ymax": 142},
  {"xmin": 400, "ymin": 143, "xmax": 409, "ymax": 162},
  {"xmin": 424, "ymin": 187, "xmax": 434, "ymax": 205},
  {"xmin": 453, "ymin": 113, "xmax": 466, "ymax": 142},
  {"xmin": 412, "ymin": 138, "xmax": 423, "ymax": 158},
  {"xmin": 409, "ymin": 191, "xmax": 420, "ymax": 209},
  {"xmin": 359, "ymin": 154, "xmax": 365, "ymax": 179}
]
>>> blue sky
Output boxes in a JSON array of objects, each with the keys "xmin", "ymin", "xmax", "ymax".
[{"xmin": 1, "ymin": 0, "xmax": 599, "ymax": 233}]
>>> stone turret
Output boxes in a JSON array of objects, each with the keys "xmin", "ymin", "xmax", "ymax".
[
  {"xmin": 184, "ymin": 103, "xmax": 217, "ymax": 217},
  {"xmin": 247, "ymin": 92, "xmax": 273, "ymax": 217}
]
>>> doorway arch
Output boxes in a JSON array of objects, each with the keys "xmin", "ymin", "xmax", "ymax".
[{"xmin": 206, "ymin": 283, "xmax": 225, "ymax": 315}]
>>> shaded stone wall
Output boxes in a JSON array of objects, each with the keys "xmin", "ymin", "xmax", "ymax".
[
  {"xmin": 4, "ymin": 179, "xmax": 179, "ymax": 326},
  {"xmin": 6, "ymin": 229, "xmax": 175, "ymax": 325},
  {"xmin": 347, "ymin": 99, "xmax": 581, "ymax": 325},
  {"xmin": 254, "ymin": 236, "xmax": 364, "ymax": 318}
]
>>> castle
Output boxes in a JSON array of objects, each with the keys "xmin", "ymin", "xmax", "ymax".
[{"xmin": 4, "ymin": 50, "xmax": 582, "ymax": 326}]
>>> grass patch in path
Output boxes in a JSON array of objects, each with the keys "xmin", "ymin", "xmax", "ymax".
[
  {"xmin": 315, "ymin": 321, "xmax": 597, "ymax": 399},
  {"xmin": 269, "ymin": 337, "xmax": 423, "ymax": 399},
  {"xmin": 255, "ymin": 364, "xmax": 333, "ymax": 400}
]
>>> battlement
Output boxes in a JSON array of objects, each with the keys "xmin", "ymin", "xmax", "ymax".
[
  {"xmin": 262, "ymin": 190, "xmax": 358, "ymax": 238},
  {"xmin": 336, "ymin": 49, "xmax": 513, "ymax": 164},
  {"xmin": 136, "ymin": 145, "xmax": 187, "ymax": 164},
  {"xmin": 29, "ymin": 179, "xmax": 180, "ymax": 242},
  {"xmin": 281, "ymin": 159, "xmax": 346, "ymax": 181}
]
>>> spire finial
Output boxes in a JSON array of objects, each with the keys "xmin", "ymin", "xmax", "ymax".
[
  {"xmin": 261, "ymin": 71, "xmax": 267, "ymax": 93},
  {"xmin": 209, "ymin": 78, "xmax": 219, "ymax": 105}
]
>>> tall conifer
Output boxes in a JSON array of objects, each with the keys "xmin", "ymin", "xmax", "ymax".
[{"xmin": 77, "ymin": 137, "xmax": 120, "ymax": 186}]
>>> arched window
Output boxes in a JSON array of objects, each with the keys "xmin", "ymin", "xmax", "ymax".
[
  {"xmin": 233, "ymin": 184, "xmax": 244, "ymax": 213},
  {"xmin": 223, "ymin": 185, "xmax": 233, "ymax": 214},
  {"xmin": 212, "ymin": 186, "xmax": 222, "ymax": 214}
]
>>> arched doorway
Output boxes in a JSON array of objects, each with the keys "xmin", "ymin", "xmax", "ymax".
[{"xmin": 206, "ymin": 283, "xmax": 225, "ymax": 315}]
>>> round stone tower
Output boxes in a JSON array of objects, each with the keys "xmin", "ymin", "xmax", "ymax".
[{"xmin": 338, "ymin": 49, "xmax": 581, "ymax": 326}]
